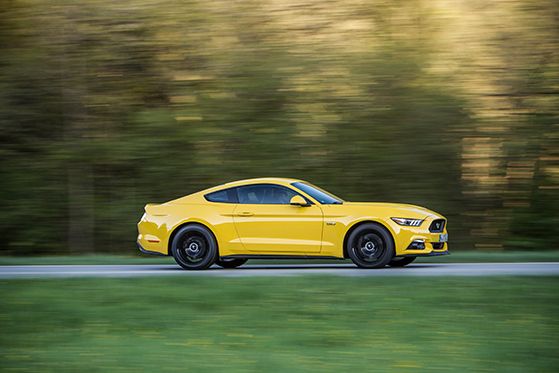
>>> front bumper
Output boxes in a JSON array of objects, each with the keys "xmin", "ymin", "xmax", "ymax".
[
  {"xmin": 396, "ymin": 250, "xmax": 450, "ymax": 258},
  {"xmin": 386, "ymin": 216, "xmax": 449, "ymax": 256}
]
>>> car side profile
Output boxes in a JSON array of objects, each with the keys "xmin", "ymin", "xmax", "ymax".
[{"xmin": 137, "ymin": 178, "xmax": 449, "ymax": 270}]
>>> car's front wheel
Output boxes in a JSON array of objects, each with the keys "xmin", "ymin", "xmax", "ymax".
[
  {"xmin": 347, "ymin": 223, "xmax": 394, "ymax": 269},
  {"xmin": 215, "ymin": 258, "xmax": 248, "ymax": 269},
  {"xmin": 388, "ymin": 256, "xmax": 416, "ymax": 267},
  {"xmin": 171, "ymin": 224, "xmax": 218, "ymax": 270}
]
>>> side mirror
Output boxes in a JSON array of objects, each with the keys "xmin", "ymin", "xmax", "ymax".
[{"xmin": 290, "ymin": 195, "xmax": 310, "ymax": 207}]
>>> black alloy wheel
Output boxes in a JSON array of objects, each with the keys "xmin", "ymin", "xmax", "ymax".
[
  {"xmin": 215, "ymin": 258, "xmax": 248, "ymax": 269},
  {"xmin": 388, "ymin": 256, "xmax": 417, "ymax": 267},
  {"xmin": 171, "ymin": 224, "xmax": 218, "ymax": 270},
  {"xmin": 347, "ymin": 223, "xmax": 394, "ymax": 269}
]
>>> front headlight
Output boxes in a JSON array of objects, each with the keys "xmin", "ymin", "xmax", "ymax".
[{"xmin": 391, "ymin": 218, "xmax": 424, "ymax": 227}]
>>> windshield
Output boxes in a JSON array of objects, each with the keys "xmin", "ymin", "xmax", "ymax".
[{"xmin": 291, "ymin": 182, "xmax": 344, "ymax": 205}]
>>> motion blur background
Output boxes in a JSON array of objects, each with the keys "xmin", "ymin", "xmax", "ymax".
[{"xmin": 1, "ymin": 0, "xmax": 558, "ymax": 256}]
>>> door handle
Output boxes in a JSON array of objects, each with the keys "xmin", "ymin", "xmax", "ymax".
[{"xmin": 237, "ymin": 212, "xmax": 254, "ymax": 217}]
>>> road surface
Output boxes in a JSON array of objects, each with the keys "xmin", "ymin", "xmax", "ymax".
[{"xmin": 0, "ymin": 262, "xmax": 558, "ymax": 278}]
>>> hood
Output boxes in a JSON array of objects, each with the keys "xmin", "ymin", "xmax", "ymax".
[{"xmin": 343, "ymin": 202, "xmax": 442, "ymax": 219}]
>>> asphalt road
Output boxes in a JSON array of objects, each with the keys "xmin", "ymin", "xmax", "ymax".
[{"xmin": 1, "ymin": 262, "xmax": 558, "ymax": 278}]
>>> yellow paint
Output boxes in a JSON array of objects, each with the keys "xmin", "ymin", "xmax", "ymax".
[{"xmin": 137, "ymin": 178, "xmax": 448, "ymax": 259}]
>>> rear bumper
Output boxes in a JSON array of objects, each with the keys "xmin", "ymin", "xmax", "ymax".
[{"xmin": 137, "ymin": 241, "xmax": 168, "ymax": 256}]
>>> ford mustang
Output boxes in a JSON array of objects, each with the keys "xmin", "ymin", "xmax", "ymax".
[{"xmin": 137, "ymin": 178, "xmax": 449, "ymax": 270}]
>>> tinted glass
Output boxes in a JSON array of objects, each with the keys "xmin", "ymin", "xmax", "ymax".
[
  {"xmin": 236, "ymin": 184, "xmax": 299, "ymax": 205},
  {"xmin": 205, "ymin": 188, "xmax": 239, "ymax": 203},
  {"xmin": 291, "ymin": 182, "xmax": 343, "ymax": 204}
]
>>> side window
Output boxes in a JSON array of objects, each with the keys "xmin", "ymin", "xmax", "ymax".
[
  {"xmin": 205, "ymin": 188, "xmax": 239, "ymax": 203},
  {"xmin": 237, "ymin": 186, "xmax": 262, "ymax": 204},
  {"xmin": 236, "ymin": 185, "xmax": 299, "ymax": 205}
]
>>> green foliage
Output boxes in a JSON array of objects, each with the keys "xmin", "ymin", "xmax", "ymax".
[{"xmin": 0, "ymin": 0, "xmax": 557, "ymax": 254}]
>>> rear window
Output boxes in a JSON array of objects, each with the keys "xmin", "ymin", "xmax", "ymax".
[{"xmin": 204, "ymin": 188, "xmax": 239, "ymax": 203}]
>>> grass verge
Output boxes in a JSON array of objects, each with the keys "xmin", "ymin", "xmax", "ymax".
[
  {"xmin": 1, "ymin": 250, "xmax": 559, "ymax": 266},
  {"xmin": 1, "ymin": 276, "xmax": 558, "ymax": 372}
]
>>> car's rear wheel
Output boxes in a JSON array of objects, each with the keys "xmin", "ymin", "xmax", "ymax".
[
  {"xmin": 215, "ymin": 258, "xmax": 248, "ymax": 269},
  {"xmin": 171, "ymin": 224, "xmax": 218, "ymax": 270},
  {"xmin": 388, "ymin": 256, "xmax": 417, "ymax": 267},
  {"xmin": 347, "ymin": 223, "xmax": 394, "ymax": 269}
]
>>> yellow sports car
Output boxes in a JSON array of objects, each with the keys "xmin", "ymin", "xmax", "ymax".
[{"xmin": 137, "ymin": 178, "xmax": 449, "ymax": 270}]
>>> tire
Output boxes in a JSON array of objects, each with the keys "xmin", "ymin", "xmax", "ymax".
[
  {"xmin": 215, "ymin": 258, "xmax": 248, "ymax": 269},
  {"xmin": 346, "ymin": 223, "xmax": 395, "ymax": 269},
  {"xmin": 389, "ymin": 256, "xmax": 416, "ymax": 267},
  {"xmin": 171, "ymin": 224, "xmax": 218, "ymax": 270}
]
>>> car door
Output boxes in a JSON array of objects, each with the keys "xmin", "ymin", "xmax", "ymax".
[{"xmin": 232, "ymin": 184, "xmax": 324, "ymax": 254}]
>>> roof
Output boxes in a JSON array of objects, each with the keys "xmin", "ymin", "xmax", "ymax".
[
  {"xmin": 168, "ymin": 178, "xmax": 305, "ymax": 203},
  {"xmin": 221, "ymin": 177, "xmax": 302, "ymax": 187}
]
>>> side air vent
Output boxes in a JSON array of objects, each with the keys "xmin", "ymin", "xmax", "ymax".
[{"xmin": 432, "ymin": 243, "xmax": 445, "ymax": 250}]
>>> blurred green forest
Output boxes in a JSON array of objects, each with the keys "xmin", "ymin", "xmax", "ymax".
[{"xmin": 0, "ymin": 0, "xmax": 558, "ymax": 255}]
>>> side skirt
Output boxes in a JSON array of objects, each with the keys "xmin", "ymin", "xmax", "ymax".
[{"xmin": 221, "ymin": 254, "xmax": 345, "ymax": 260}]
